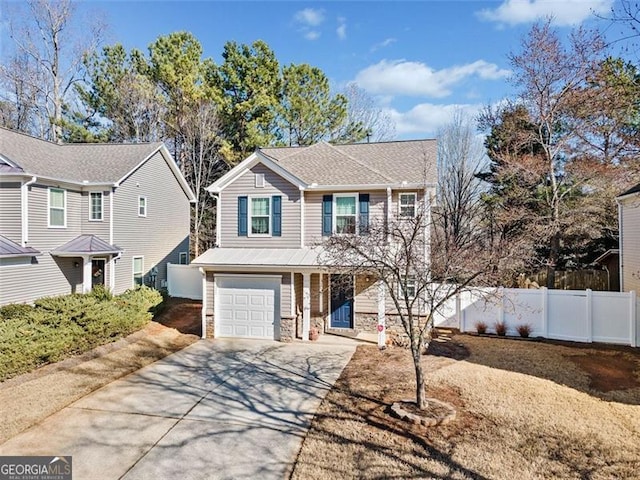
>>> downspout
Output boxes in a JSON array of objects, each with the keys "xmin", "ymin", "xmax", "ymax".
[
  {"xmin": 209, "ymin": 192, "xmax": 220, "ymax": 247},
  {"xmin": 300, "ymin": 187, "xmax": 305, "ymax": 248},
  {"xmin": 21, "ymin": 176, "xmax": 37, "ymax": 247},
  {"xmin": 617, "ymin": 197, "xmax": 624, "ymax": 292},
  {"xmin": 109, "ymin": 184, "xmax": 117, "ymax": 292},
  {"xmin": 386, "ymin": 187, "xmax": 392, "ymax": 243}
]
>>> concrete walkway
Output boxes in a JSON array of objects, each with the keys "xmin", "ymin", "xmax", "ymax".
[{"xmin": 0, "ymin": 338, "xmax": 357, "ymax": 480}]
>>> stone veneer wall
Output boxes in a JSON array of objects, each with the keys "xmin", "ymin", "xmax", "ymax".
[
  {"xmin": 355, "ymin": 313, "xmax": 427, "ymax": 336},
  {"xmin": 280, "ymin": 316, "xmax": 295, "ymax": 342}
]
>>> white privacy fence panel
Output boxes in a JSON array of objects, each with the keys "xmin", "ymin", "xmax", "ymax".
[
  {"xmin": 435, "ymin": 285, "xmax": 638, "ymax": 347},
  {"xmin": 167, "ymin": 264, "xmax": 202, "ymax": 300}
]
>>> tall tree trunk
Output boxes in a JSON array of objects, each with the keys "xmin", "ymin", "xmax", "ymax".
[{"xmin": 546, "ymin": 231, "xmax": 560, "ymax": 289}]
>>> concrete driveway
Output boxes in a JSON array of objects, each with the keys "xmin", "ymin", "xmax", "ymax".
[{"xmin": 0, "ymin": 338, "xmax": 356, "ymax": 479}]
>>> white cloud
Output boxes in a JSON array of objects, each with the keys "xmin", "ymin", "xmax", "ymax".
[
  {"xmin": 385, "ymin": 103, "xmax": 483, "ymax": 137},
  {"xmin": 477, "ymin": 0, "xmax": 613, "ymax": 26},
  {"xmin": 371, "ymin": 37, "xmax": 396, "ymax": 52},
  {"xmin": 304, "ymin": 30, "xmax": 320, "ymax": 40},
  {"xmin": 355, "ymin": 59, "xmax": 510, "ymax": 98},
  {"xmin": 294, "ymin": 8, "xmax": 325, "ymax": 27},
  {"xmin": 337, "ymin": 17, "xmax": 347, "ymax": 40}
]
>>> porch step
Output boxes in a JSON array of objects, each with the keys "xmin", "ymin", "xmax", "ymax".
[{"xmin": 325, "ymin": 328, "xmax": 359, "ymax": 339}]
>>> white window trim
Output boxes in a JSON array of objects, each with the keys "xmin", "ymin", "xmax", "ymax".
[
  {"xmin": 48, "ymin": 187, "xmax": 67, "ymax": 228},
  {"xmin": 89, "ymin": 192, "xmax": 103, "ymax": 222},
  {"xmin": 138, "ymin": 196, "xmax": 147, "ymax": 217},
  {"xmin": 255, "ymin": 173, "xmax": 265, "ymax": 188},
  {"xmin": 132, "ymin": 255, "xmax": 144, "ymax": 287},
  {"xmin": 248, "ymin": 194, "xmax": 272, "ymax": 237},
  {"xmin": 398, "ymin": 192, "xmax": 417, "ymax": 218},
  {"xmin": 333, "ymin": 193, "xmax": 358, "ymax": 235},
  {"xmin": 179, "ymin": 252, "xmax": 188, "ymax": 265},
  {"xmin": 398, "ymin": 275, "xmax": 417, "ymax": 300}
]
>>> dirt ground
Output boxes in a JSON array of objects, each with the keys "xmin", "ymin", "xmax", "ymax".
[
  {"xmin": 292, "ymin": 334, "xmax": 640, "ymax": 480},
  {"xmin": 0, "ymin": 298, "xmax": 201, "ymax": 444}
]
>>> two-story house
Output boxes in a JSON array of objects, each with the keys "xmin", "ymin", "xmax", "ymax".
[
  {"xmin": 0, "ymin": 127, "xmax": 195, "ymax": 306},
  {"xmin": 192, "ymin": 140, "xmax": 437, "ymax": 341},
  {"xmin": 618, "ymin": 182, "xmax": 640, "ymax": 293}
]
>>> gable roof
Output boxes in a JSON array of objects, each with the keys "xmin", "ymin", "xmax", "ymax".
[
  {"xmin": 259, "ymin": 139, "xmax": 437, "ymax": 186},
  {"xmin": 618, "ymin": 182, "xmax": 640, "ymax": 199},
  {"xmin": 210, "ymin": 139, "xmax": 437, "ymax": 193}
]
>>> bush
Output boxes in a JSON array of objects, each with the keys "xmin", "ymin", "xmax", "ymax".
[
  {"xmin": 494, "ymin": 321, "xmax": 507, "ymax": 336},
  {"xmin": 0, "ymin": 286, "xmax": 164, "ymax": 381},
  {"xmin": 517, "ymin": 324, "xmax": 532, "ymax": 338},
  {"xmin": 475, "ymin": 321, "xmax": 488, "ymax": 334}
]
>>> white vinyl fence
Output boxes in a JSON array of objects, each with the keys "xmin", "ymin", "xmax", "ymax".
[
  {"xmin": 167, "ymin": 264, "xmax": 202, "ymax": 300},
  {"xmin": 432, "ymin": 286, "xmax": 638, "ymax": 347}
]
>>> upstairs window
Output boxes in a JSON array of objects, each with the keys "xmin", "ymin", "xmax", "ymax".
[
  {"xmin": 138, "ymin": 196, "xmax": 147, "ymax": 217},
  {"xmin": 179, "ymin": 252, "xmax": 188, "ymax": 265},
  {"xmin": 250, "ymin": 197, "xmax": 270, "ymax": 235},
  {"xmin": 399, "ymin": 275, "xmax": 416, "ymax": 300},
  {"xmin": 334, "ymin": 194, "xmax": 357, "ymax": 234},
  {"xmin": 89, "ymin": 192, "xmax": 103, "ymax": 221},
  {"xmin": 48, "ymin": 188, "xmax": 66, "ymax": 228},
  {"xmin": 399, "ymin": 192, "xmax": 417, "ymax": 218}
]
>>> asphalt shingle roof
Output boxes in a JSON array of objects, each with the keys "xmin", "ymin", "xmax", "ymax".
[
  {"xmin": 0, "ymin": 127, "xmax": 163, "ymax": 184},
  {"xmin": 620, "ymin": 182, "xmax": 640, "ymax": 198},
  {"xmin": 259, "ymin": 139, "xmax": 437, "ymax": 186}
]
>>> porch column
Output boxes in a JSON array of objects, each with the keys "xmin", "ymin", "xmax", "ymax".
[
  {"xmin": 377, "ymin": 279, "xmax": 386, "ymax": 348},
  {"xmin": 82, "ymin": 256, "xmax": 92, "ymax": 293},
  {"xmin": 108, "ymin": 256, "xmax": 116, "ymax": 292},
  {"xmin": 302, "ymin": 272, "xmax": 311, "ymax": 341}
]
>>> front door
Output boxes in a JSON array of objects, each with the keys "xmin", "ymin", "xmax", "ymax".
[
  {"xmin": 330, "ymin": 274, "xmax": 354, "ymax": 328},
  {"xmin": 91, "ymin": 259, "xmax": 105, "ymax": 289}
]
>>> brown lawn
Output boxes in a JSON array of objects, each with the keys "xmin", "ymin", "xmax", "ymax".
[{"xmin": 291, "ymin": 334, "xmax": 640, "ymax": 480}]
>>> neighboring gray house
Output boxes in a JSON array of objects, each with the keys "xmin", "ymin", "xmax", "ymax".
[
  {"xmin": 618, "ymin": 183, "xmax": 640, "ymax": 293},
  {"xmin": 192, "ymin": 140, "xmax": 437, "ymax": 341},
  {"xmin": 0, "ymin": 127, "xmax": 195, "ymax": 306}
]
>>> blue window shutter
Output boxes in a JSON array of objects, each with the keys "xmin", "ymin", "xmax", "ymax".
[
  {"xmin": 322, "ymin": 195, "xmax": 333, "ymax": 236},
  {"xmin": 359, "ymin": 193, "xmax": 370, "ymax": 234},
  {"xmin": 272, "ymin": 196, "xmax": 282, "ymax": 237},
  {"xmin": 238, "ymin": 196, "xmax": 248, "ymax": 236}
]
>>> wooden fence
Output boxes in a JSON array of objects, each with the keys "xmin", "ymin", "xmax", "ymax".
[{"xmin": 527, "ymin": 270, "xmax": 610, "ymax": 291}]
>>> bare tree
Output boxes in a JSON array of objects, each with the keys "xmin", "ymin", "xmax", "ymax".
[
  {"xmin": 3, "ymin": 0, "xmax": 105, "ymax": 141},
  {"xmin": 339, "ymin": 82, "xmax": 396, "ymax": 142},
  {"xmin": 178, "ymin": 100, "xmax": 228, "ymax": 257},
  {"xmin": 320, "ymin": 196, "xmax": 515, "ymax": 410},
  {"xmin": 435, "ymin": 110, "xmax": 487, "ymax": 253}
]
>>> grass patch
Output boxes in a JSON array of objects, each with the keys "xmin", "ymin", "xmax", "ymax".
[
  {"xmin": 0, "ymin": 286, "xmax": 162, "ymax": 381},
  {"xmin": 292, "ymin": 335, "xmax": 640, "ymax": 479}
]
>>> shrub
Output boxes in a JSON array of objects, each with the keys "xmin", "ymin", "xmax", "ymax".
[
  {"xmin": 0, "ymin": 303, "xmax": 34, "ymax": 320},
  {"xmin": 494, "ymin": 321, "xmax": 507, "ymax": 336},
  {"xmin": 517, "ymin": 324, "xmax": 532, "ymax": 338},
  {"xmin": 475, "ymin": 321, "xmax": 488, "ymax": 334},
  {"xmin": 89, "ymin": 284, "xmax": 113, "ymax": 302}
]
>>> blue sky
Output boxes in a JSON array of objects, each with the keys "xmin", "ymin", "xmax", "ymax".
[{"xmin": 46, "ymin": 1, "xmax": 635, "ymax": 138}]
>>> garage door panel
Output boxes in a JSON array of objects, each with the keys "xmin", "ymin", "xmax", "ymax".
[{"xmin": 215, "ymin": 276, "xmax": 280, "ymax": 340}]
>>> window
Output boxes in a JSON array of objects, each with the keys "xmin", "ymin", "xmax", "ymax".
[
  {"xmin": 250, "ymin": 197, "xmax": 270, "ymax": 235},
  {"xmin": 138, "ymin": 196, "xmax": 147, "ymax": 217},
  {"xmin": 334, "ymin": 194, "xmax": 357, "ymax": 234},
  {"xmin": 48, "ymin": 188, "xmax": 66, "ymax": 228},
  {"xmin": 89, "ymin": 192, "xmax": 103, "ymax": 221},
  {"xmin": 255, "ymin": 173, "xmax": 265, "ymax": 188},
  {"xmin": 132, "ymin": 256, "xmax": 144, "ymax": 286},
  {"xmin": 399, "ymin": 275, "xmax": 416, "ymax": 300},
  {"xmin": 399, "ymin": 192, "xmax": 417, "ymax": 218},
  {"xmin": 179, "ymin": 252, "xmax": 188, "ymax": 265}
]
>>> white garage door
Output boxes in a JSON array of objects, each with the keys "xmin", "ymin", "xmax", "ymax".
[{"xmin": 215, "ymin": 275, "xmax": 280, "ymax": 339}]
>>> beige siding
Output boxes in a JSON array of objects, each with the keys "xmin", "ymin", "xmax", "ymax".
[
  {"xmin": 0, "ymin": 182, "xmax": 22, "ymax": 244},
  {"xmin": 219, "ymin": 164, "xmax": 301, "ymax": 248},
  {"xmin": 113, "ymin": 151, "xmax": 190, "ymax": 294},
  {"xmin": 80, "ymin": 190, "xmax": 111, "ymax": 239},
  {"xmin": 355, "ymin": 275, "xmax": 378, "ymax": 314},
  {"xmin": 303, "ymin": 190, "xmax": 389, "ymax": 246},
  {"xmin": 281, "ymin": 271, "xmax": 292, "ymax": 317},
  {"xmin": 621, "ymin": 197, "xmax": 640, "ymax": 293}
]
